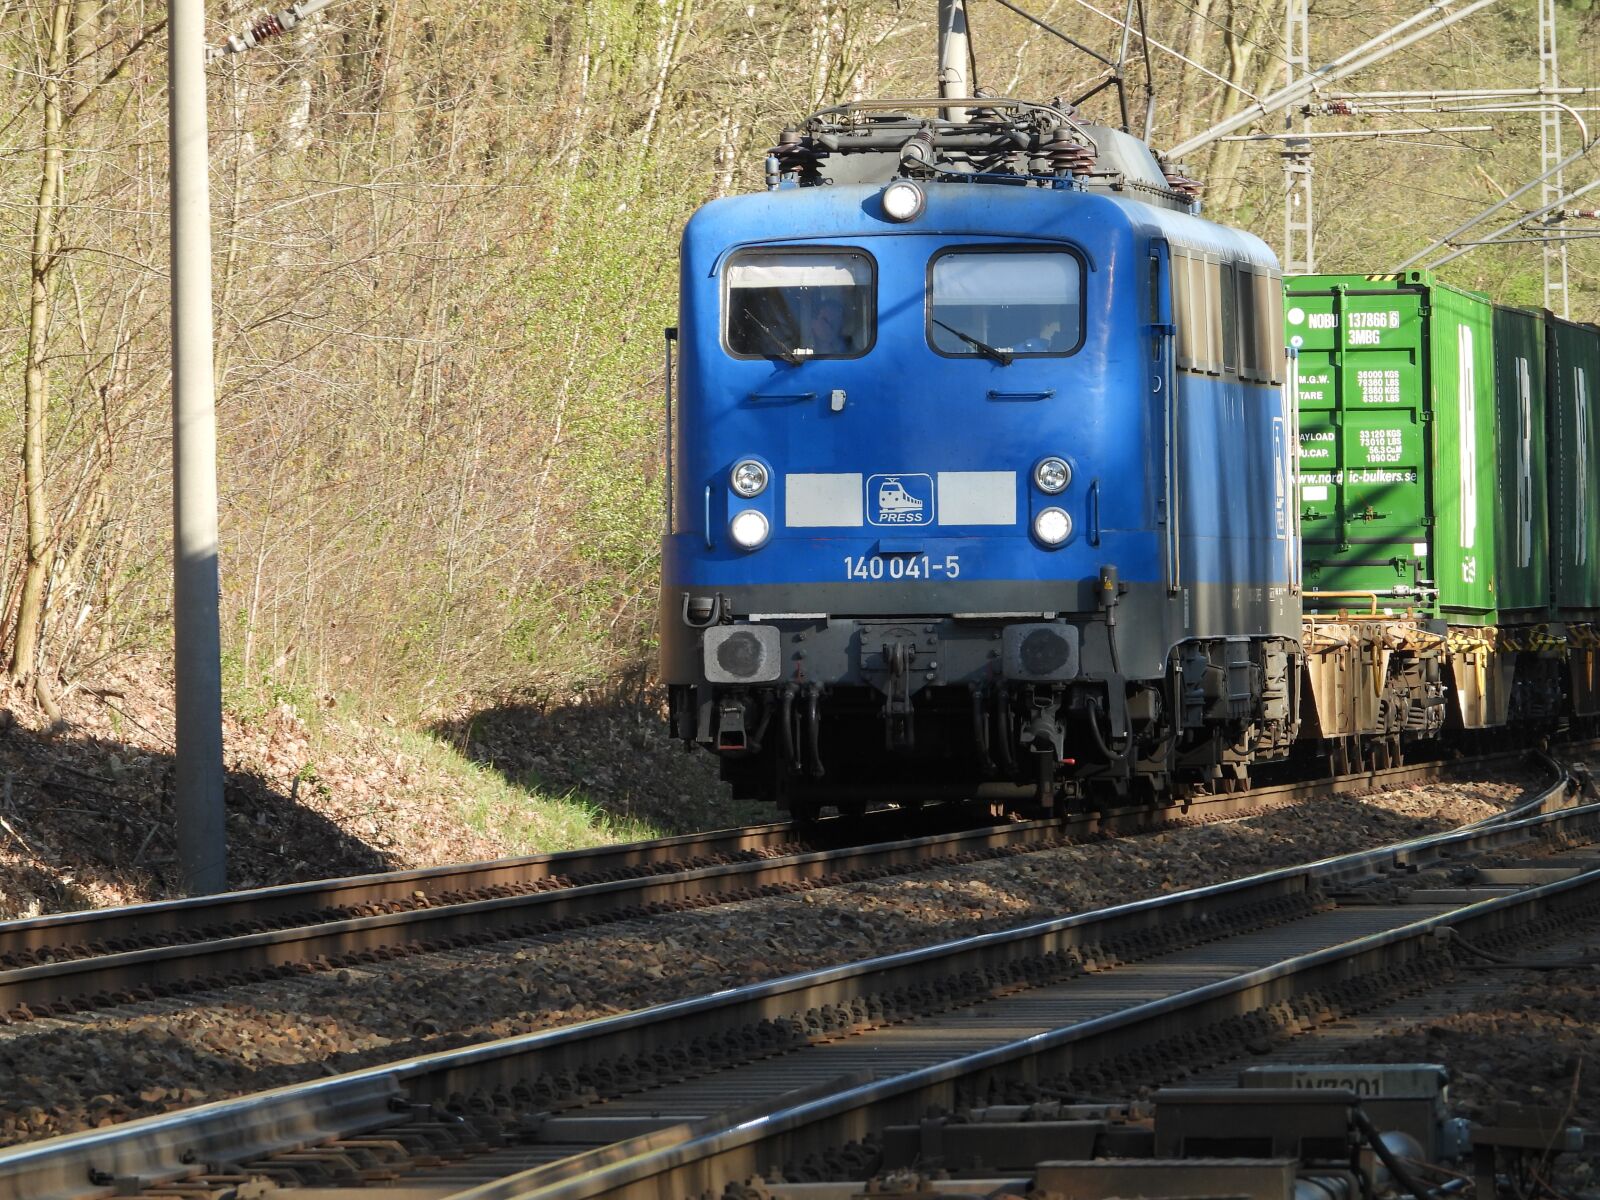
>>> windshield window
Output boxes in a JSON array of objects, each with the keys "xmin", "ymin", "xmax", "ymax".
[
  {"xmin": 725, "ymin": 250, "xmax": 874, "ymax": 361},
  {"xmin": 929, "ymin": 249, "xmax": 1082, "ymax": 358}
]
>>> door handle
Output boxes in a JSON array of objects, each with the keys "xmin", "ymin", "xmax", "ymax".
[
  {"xmin": 986, "ymin": 389, "xmax": 1055, "ymax": 402},
  {"xmin": 746, "ymin": 391, "xmax": 816, "ymax": 404}
]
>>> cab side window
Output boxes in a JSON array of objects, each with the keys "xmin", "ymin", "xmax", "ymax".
[
  {"xmin": 1255, "ymin": 271, "xmax": 1285, "ymax": 384},
  {"xmin": 1173, "ymin": 247, "xmax": 1282, "ymax": 384},
  {"xmin": 1173, "ymin": 250, "xmax": 1220, "ymax": 375}
]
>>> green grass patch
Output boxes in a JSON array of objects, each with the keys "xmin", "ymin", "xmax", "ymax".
[{"xmin": 385, "ymin": 721, "xmax": 669, "ymax": 853}]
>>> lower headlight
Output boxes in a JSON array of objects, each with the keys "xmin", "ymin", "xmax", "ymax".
[
  {"xmin": 1033, "ymin": 507, "xmax": 1073, "ymax": 547},
  {"xmin": 730, "ymin": 509, "xmax": 770, "ymax": 550}
]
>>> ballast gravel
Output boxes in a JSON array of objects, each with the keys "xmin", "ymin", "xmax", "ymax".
[
  {"xmin": 1346, "ymin": 967, "xmax": 1600, "ymax": 1188},
  {"xmin": 0, "ymin": 773, "xmax": 1538, "ymax": 1145}
]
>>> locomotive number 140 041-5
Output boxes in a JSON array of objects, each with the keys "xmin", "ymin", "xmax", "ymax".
[{"xmin": 843, "ymin": 554, "xmax": 961, "ymax": 581}]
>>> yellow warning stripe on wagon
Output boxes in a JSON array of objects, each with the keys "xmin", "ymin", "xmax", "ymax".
[
  {"xmin": 1501, "ymin": 626, "xmax": 1568, "ymax": 652},
  {"xmin": 1445, "ymin": 629, "xmax": 1494, "ymax": 655}
]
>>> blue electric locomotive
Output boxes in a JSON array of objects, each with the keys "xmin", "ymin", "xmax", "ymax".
[{"xmin": 661, "ymin": 99, "xmax": 1301, "ymax": 815}]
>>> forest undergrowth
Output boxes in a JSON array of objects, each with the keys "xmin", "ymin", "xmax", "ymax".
[{"xmin": 0, "ymin": 655, "xmax": 753, "ymax": 918}]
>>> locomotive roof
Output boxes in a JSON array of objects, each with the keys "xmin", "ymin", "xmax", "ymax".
[
  {"xmin": 682, "ymin": 180, "xmax": 1279, "ymax": 276},
  {"xmin": 1128, "ymin": 201, "xmax": 1280, "ymax": 273}
]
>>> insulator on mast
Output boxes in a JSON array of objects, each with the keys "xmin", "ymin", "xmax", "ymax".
[
  {"xmin": 1043, "ymin": 127, "xmax": 1097, "ymax": 176},
  {"xmin": 1159, "ymin": 159, "xmax": 1204, "ymax": 202},
  {"xmin": 210, "ymin": 0, "xmax": 336, "ymax": 60}
]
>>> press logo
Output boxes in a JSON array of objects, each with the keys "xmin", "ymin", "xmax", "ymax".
[{"xmin": 867, "ymin": 473, "xmax": 934, "ymax": 526}]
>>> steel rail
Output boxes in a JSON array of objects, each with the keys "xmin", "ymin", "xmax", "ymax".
[
  {"xmin": 0, "ymin": 750, "xmax": 1552, "ymax": 1019},
  {"xmin": 0, "ymin": 744, "xmax": 1552, "ymax": 972},
  {"xmin": 0, "ymin": 791, "xmax": 1228, "ymax": 967},
  {"xmin": 0, "ymin": 818, "xmax": 1062, "ymax": 1018},
  {"xmin": 0, "ymin": 800, "xmax": 1061, "ymax": 968},
  {"xmin": 0, "ymin": 761, "xmax": 1586, "ymax": 1200},
  {"xmin": 0, "ymin": 818, "xmax": 816, "ymax": 964}
]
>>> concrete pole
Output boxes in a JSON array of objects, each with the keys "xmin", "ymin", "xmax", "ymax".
[
  {"xmin": 169, "ymin": 0, "xmax": 226, "ymax": 895},
  {"xmin": 938, "ymin": 0, "xmax": 971, "ymax": 123}
]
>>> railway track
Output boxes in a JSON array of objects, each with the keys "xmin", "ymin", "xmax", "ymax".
[
  {"xmin": 0, "ymin": 755, "xmax": 1591, "ymax": 1200},
  {"xmin": 0, "ymin": 750, "xmax": 1548, "ymax": 1022}
]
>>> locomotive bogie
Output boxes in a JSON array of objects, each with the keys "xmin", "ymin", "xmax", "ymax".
[{"xmin": 667, "ymin": 623, "xmax": 1302, "ymax": 811}]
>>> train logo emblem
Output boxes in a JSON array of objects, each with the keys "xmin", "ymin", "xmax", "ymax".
[{"xmin": 867, "ymin": 473, "xmax": 934, "ymax": 526}]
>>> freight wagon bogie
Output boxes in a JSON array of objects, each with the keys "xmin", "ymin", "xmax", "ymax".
[{"xmin": 1298, "ymin": 616, "xmax": 1449, "ymax": 773}]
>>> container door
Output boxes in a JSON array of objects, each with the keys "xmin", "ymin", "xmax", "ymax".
[
  {"xmin": 1286, "ymin": 284, "xmax": 1429, "ymax": 610},
  {"xmin": 1425, "ymin": 286, "xmax": 1498, "ymax": 620},
  {"xmin": 1548, "ymin": 315, "xmax": 1600, "ymax": 619},
  {"xmin": 1491, "ymin": 306, "xmax": 1549, "ymax": 620}
]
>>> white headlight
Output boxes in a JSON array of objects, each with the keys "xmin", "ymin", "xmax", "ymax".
[
  {"xmin": 730, "ymin": 459, "xmax": 768, "ymax": 497},
  {"xmin": 729, "ymin": 509, "xmax": 770, "ymax": 550},
  {"xmin": 1033, "ymin": 507, "xmax": 1072, "ymax": 547},
  {"xmin": 882, "ymin": 181, "xmax": 925, "ymax": 222},
  {"xmin": 1034, "ymin": 457, "xmax": 1071, "ymax": 494}
]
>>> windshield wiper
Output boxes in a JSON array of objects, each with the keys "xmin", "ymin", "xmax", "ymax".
[
  {"xmin": 748, "ymin": 312, "xmax": 801, "ymax": 365},
  {"xmin": 934, "ymin": 319, "xmax": 1013, "ymax": 366}
]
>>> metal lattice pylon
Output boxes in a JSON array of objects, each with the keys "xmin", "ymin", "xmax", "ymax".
[
  {"xmin": 1539, "ymin": 0, "xmax": 1569, "ymax": 316},
  {"xmin": 1283, "ymin": 0, "xmax": 1314, "ymax": 274}
]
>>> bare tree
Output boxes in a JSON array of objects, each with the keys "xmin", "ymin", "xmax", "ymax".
[{"xmin": 13, "ymin": 0, "xmax": 72, "ymax": 707}]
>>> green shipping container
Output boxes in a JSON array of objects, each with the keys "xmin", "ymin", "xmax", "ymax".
[
  {"xmin": 1546, "ymin": 314, "xmax": 1600, "ymax": 620},
  {"xmin": 1491, "ymin": 306, "xmax": 1550, "ymax": 621},
  {"xmin": 1285, "ymin": 272, "xmax": 1499, "ymax": 624}
]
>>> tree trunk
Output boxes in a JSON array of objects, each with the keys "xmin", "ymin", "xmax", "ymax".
[
  {"xmin": 1205, "ymin": 0, "xmax": 1279, "ymax": 215},
  {"xmin": 13, "ymin": 0, "xmax": 71, "ymax": 683},
  {"xmin": 638, "ymin": 0, "xmax": 689, "ymax": 159}
]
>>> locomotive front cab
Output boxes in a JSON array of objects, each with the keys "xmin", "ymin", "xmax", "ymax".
[{"xmin": 661, "ymin": 106, "xmax": 1300, "ymax": 815}]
